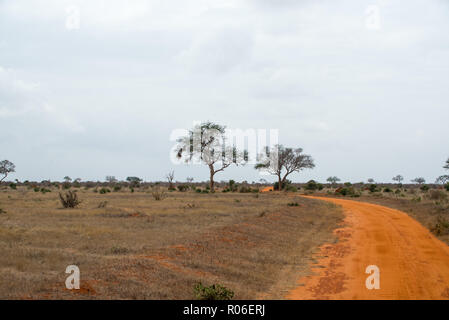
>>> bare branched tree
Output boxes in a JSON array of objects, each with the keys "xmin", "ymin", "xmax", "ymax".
[
  {"xmin": 255, "ymin": 144, "xmax": 315, "ymax": 190},
  {"xmin": 166, "ymin": 170, "xmax": 175, "ymax": 190},
  {"xmin": 176, "ymin": 122, "xmax": 245, "ymax": 192},
  {"xmin": 436, "ymin": 175, "xmax": 449, "ymax": 185},
  {"xmin": 0, "ymin": 160, "xmax": 15, "ymax": 182}
]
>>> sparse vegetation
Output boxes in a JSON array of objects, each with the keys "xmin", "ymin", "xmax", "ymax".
[
  {"xmin": 151, "ymin": 186, "xmax": 166, "ymax": 200},
  {"xmin": 58, "ymin": 190, "xmax": 81, "ymax": 208},
  {"xmin": 194, "ymin": 283, "xmax": 234, "ymax": 300}
]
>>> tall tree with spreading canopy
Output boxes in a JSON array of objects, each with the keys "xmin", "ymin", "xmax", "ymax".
[
  {"xmin": 254, "ymin": 144, "xmax": 315, "ymax": 190},
  {"xmin": 411, "ymin": 177, "xmax": 426, "ymax": 185},
  {"xmin": 326, "ymin": 176, "xmax": 340, "ymax": 186},
  {"xmin": 0, "ymin": 160, "xmax": 15, "ymax": 182},
  {"xmin": 392, "ymin": 175, "xmax": 404, "ymax": 185},
  {"xmin": 175, "ymin": 122, "xmax": 245, "ymax": 193}
]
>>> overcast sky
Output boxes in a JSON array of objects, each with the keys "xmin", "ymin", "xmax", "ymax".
[{"xmin": 1, "ymin": 0, "xmax": 448, "ymax": 183}]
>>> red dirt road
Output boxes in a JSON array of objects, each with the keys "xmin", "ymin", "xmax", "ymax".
[{"xmin": 287, "ymin": 196, "xmax": 449, "ymax": 300}]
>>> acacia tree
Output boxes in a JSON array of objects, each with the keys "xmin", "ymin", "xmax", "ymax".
[
  {"xmin": 444, "ymin": 158, "xmax": 449, "ymax": 170},
  {"xmin": 392, "ymin": 175, "xmax": 404, "ymax": 186},
  {"xmin": 326, "ymin": 176, "xmax": 340, "ymax": 186},
  {"xmin": 255, "ymin": 144, "xmax": 315, "ymax": 190},
  {"xmin": 175, "ymin": 122, "xmax": 245, "ymax": 193},
  {"xmin": 0, "ymin": 160, "xmax": 15, "ymax": 182},
  {"xmin": 436, "ymin": 175, "xmax": 449, "ymax": 185},
  {"xmin": 411, "ymin": 177, "xmax": 426, "ymax": 185}
]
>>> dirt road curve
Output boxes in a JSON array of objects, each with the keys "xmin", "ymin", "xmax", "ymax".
[{"xmin": 286, "ymin": 196, "xmax": 449, "ymax": 300}]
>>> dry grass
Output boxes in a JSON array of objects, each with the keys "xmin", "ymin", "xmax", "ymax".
[{"xmin": 0, "ymin": 187, "xmax": 343, "ymax": 299}]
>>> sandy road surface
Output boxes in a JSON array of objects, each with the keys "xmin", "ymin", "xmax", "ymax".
[{"xmin": 287, "ymin": 196, "xmax": 449, "ymax": 300}]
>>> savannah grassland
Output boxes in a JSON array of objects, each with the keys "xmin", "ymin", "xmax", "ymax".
[{"xmin": 0, "ymin": 186, "xmax": 343, "ymax": 299}]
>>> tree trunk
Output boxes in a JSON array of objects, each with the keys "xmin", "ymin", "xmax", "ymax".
[
  {"xmin": 277, "ymin": 175, "xmax": 282, "ymax": 191},
  {"xmin": 209, "ymin": 165, "xmax": 215, "ymax": 193}
]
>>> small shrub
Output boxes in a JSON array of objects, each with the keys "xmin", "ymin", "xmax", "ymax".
[
  {"xmin": 287, "ymin": 202, "xmax": 299, "ymax": 207},
  {"xmin": 383, "ymin": 187, "xmax": 392, "ymax": 193},
  {"xmin": 420, "ymin": 185, "xmax": 429, "ymax": 192},
  {"xmin": 239, "ymin": 186, "xmax": 252, "ymax": 193},
  {"xmin": 113, "ymin": 185, "xmax": 121, "ymax": 192},
  {"xmin": 194, "ymin": 283, "xmax": 234, "ymax": 300},
  {"xmin": 305, "ymin": 180, "xmax": 318, "ymax": 191},
  {"xmin": 99, "ymin": 188, "xmax": 111, "ymax": 194},
  {"xmin": 369, "ymin": 184, "xmax": 378, "ymax": 193},
  {"xmin": 62, "ymin": 182, "xmax": 71, "ymax": 190},
  {"xmin": 428, "ymin": 190, "xmax": 448, "ymax": 201},
  {"xmin": 151, "ymin": 186, "xmax": 166, "ymax": 200},
  {"xmin": 195, "ymin": 188, "xmax": 202, "ymax": 193},
  {"xmin": 336, "ymin": 187, "xmax": 355, "ymax": 196},
  {"xmin": 228, "ymin": 180, "xmax": 238, "ymax": 192},
  {"xmin": 33, "ymin": 187, "xmax": 40, "ymax": 192},
  {"xmin": 286, "ymin": 185, "xmax": 298, "ymax": 192},
  {"xmin": 59, "ymin": 191, "xmax": 81, "ymax": 208},
  {"xmin": 40, "ymin": 188, "xmax": 51, "ymax": 194},
  {"xmin": 445, "ymin": 183, "xmax": 449, "ymax": 192},
  {"xmin": 9, "ymin": 183, "xmax": 17, "ymax": 190},
  {"xmin": 98, "ymin": 201, "xmax": 108, "ymax": 208},
  {"xmin": 110, "ymin": 246, "xmax": 130, "ymax": 255},
  {"xmin": 0, "ymin": 208, "xmax": 6, "ymax": 214},
  {"xmin": 431, "ymin": 216, "xmax": 449, "ymax": 236},
  {"xmin": 130, "ymin": 187, "xmax": 134, "ymax": 193},
  {"xmin": 201, "ymin": 189, "xmax": 209, "ymax": 194},
  {"xmin": 177, "ymin": 185, "xmax": 189, "ymax": 192}
]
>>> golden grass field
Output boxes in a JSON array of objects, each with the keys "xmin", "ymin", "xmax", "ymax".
[{"xmin": 0, "ymin": 187, "xmax": 343, "ymax": 299}]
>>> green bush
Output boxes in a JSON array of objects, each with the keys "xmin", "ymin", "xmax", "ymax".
[
  {"xmin": 33, "ymin": 187, "xmax": 40, "ymax": 192},
  {"xmin": 336, "ymin": 187, "xmax": 355, "ymax": 196},
  {"xmin": 177, "ymin": 185, "xmax": 189, "ymax": 192},
  {"xmin": 194, "ymin": 283, "xmax": 234, "ymax": 300},
  {"xmin": 383, "ymin": 187, "xmax": 392, "ymax": 193},
  {"xmin": 368, "ymin": 184, "xmax": 378, "ymax": 193},
  {"xmin": 445, "ymin": 183, "xmax": 449, "ymax": 192},
  {"xmin": 305, "ymin": 180, "xmax": 318, "ymax": 191},
  {"xmin": 228, "ymin": 180, "xmax": 238, "ymax": 192},
  {"xmin": 420, "ymin": 185, "xmax": 429, "ymax": 192},
  {"xmin": 99, "ymin": 188, "xmax": 111, "ymax": 194},
  {"xmin": 40, "ymin": 188, "xmax": 51, "ymax": 194},
  {"xmin": 195, "ymin": 188, "xmax": 202, "ymax": 193},
  {"xmin": 9, "ymin": 183, "xmax": 17, "ymax": 190},
  {"xmin": 274, "ymin": 179, "xmax": 292, "ymax": 191},
  {"xmin": 287, "ymin": 202, "xmax": 299, "ymax": 207},
  {"xmin": 113, "ymin": 185, "xmax": 121, "ymax": 192}
]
